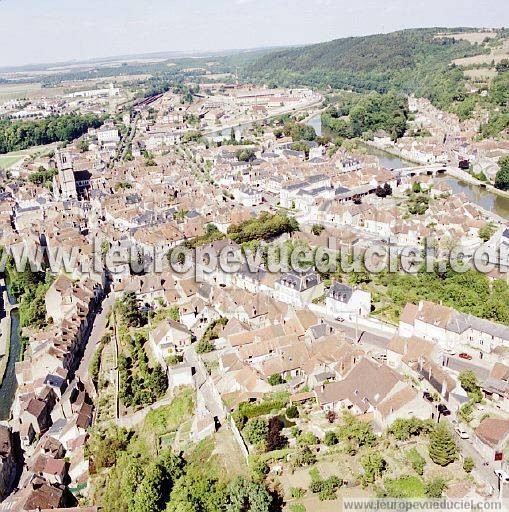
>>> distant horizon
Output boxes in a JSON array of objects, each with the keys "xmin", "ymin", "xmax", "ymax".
[
  {"xmin": 0, "ymin": 0, "xmax": 508, "ymax": 68},
  {"xmin": 0, "ymin": 25, "xmax": 504, "ymax": 73}
]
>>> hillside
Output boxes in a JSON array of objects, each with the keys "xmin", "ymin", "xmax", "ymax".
[{"xmin": 242, "ymin": 28, "xmax": 492, "ymax": 113}]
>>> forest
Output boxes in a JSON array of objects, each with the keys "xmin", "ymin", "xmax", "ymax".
[
  {"xmin": 0, "ymin": 113, "xmax": 102, "ymax": 154},
  {"xmin": 322, "ymin": 91, "xmax": 409, "ymax": 140},
  {"xmin": 242, "ymin": 28, "xmax": 490, "ymax": 118}
]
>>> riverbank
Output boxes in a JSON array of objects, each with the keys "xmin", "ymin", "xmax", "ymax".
[
  {"xmin": 205, "ymin": 97, "xmax": 324, "ymax": 139},
  {"xmin": 0, "ymin": 278, "xmax": 21, "ymax": 421},
  {"xmin": 0, "ymin": 282, "xmax": 12, "ymax": 385},
  {"xmin": 0, "ymin": 314, "xmax": 11, "ymax": 386},
  {"xmin": 362, "ymin": 140, "xmax": 424, "ymax": 166},
  {"xmin": 445, "ymin": 167, "xmax": 509, "ymax": 200}
]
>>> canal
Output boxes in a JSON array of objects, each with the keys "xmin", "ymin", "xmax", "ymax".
[{"xmin": 0, "ymin": 282, "xmax": 21, "ymax": 421}]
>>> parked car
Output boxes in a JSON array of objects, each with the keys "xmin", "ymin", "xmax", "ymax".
[
  {"xmin": 455, "ymin": 425, "xmax": 469, "ymax": 439},
  {"xmin": 495, "ymin": 469, "xmax": 509, "ymax": 482},
  {"xmin": 443, "ymin": 348, "xmax": 456, "ymax": 355},
  {"xmin": 438, "ymin": 404, "xmax": 451, "ymax": 416},
  {"xmin": 423, "ymin": 391, "xmax": 434, "ymax": 402},
  {"xmin": 374, "ymin": 353, "xmax": 387, "ymax": 362},
  {"xmin": 459, "ymin": 352, "xmax": 472, "ymax": 360},
  {"xmin": 335, "ymin": 316, "xmax": 345, "ymax": 322}
]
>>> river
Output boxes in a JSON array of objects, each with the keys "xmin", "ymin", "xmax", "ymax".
[
  {"xmin": 306, "ymin": 113, "xmax": 509, "ymax": 220},
  {"xmin": 0, "ymin": 282, "xmax": 21, "ymax": 421}
]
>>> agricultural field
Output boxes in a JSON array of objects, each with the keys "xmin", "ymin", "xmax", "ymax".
[
  {"xmin": 464, "ymin": 68, "xmax": 498, "ymax": 81},
  {"xmin": 453, "ymin": 37, "xmax": 509, "ymax": 67},
  {"xmin": 0, "ymin": 154, "xmax": 26, "ymax": 169},
  {"xmin": 0, "ymin": 82, "xmax": 67, "ymax": 102},
  {"xmin": 438, "ymin": 31, "xmax": 497, "ymax": 44}
]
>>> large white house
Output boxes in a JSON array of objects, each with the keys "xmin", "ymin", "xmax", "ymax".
[{"xmin": 325, "ymin": 282, "xmax": 371, "ymax": 318}]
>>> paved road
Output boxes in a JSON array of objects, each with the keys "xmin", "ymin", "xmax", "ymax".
[
  {"xmin": 444, "ymin": 355, "xmax": 490, "ymax": 381},
  {"xmin": 76, "ymin": 294, "xmax": 115, "ymax": 386},
  {"xmin": 453, "ymin": 429, "xmax": 499, "ymax": 492}
]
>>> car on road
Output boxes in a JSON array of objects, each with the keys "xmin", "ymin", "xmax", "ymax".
[
  {"xmin": 443, "ymin": 348, "xmax": 456, "ymax": 355},
  {"xmin": 423, "ymin": 391, "xmax": 434, "ymax": 402},
  {"xmin": 455, "ymin": 425, "xmax": 469, "ymax": 439},
  {"xmin": 459, "ymin": 352, "xmax": 473, "ymax": 360},
  {"xmin": 335, "ymin": 316, "xmax": 345, "ymax": 322}
]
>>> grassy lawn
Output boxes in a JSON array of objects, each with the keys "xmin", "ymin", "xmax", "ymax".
[
  {"xmin": 0, "ymin": 154, "xmax": 25, "ymax": 169},
  {"xmin": 383, "ymin": 475, "xmax": 425, "ymax": 498}
]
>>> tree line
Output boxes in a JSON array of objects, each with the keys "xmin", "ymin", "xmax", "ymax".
[{"xmin": 0, "ymin": 113, "xmax": 103, "ymax": 154}]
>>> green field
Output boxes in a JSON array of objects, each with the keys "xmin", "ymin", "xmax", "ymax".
[{"xmin": 0, "ymin": 154, "xmax": 25, "ymax": 169}]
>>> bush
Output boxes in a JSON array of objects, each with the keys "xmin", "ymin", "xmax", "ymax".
[
  {"xmin": 324, "ymin": 432, "xmax": 339, "ymax": 446},
  {"xmin": 360, "ymin": 451, "xmax": 386, "ymax": 484},
  {"xmin": 290, "ymin": 487, "xmax": 306, "ymax": 499},
  {"xmin": 388, "ymin": 418, "xmax": 434, "ymax": 441},
  {"xmin": 425, "ymin": 476, "xmax": 447, "ymax": 498},
  {"xmin": 243, "ymin": 418, "xmax": 268, "ymax": 445},
  {"xmin": 297, "ymin": 432, "xmax": 319, "ymax": 446},
  {"xmin": 249, "ymin": 456, "xmax": 269, "ymax": 482},
  {"xmin": 268, "ymin": 374, "xmax": 285, "ymax": 386},
  {"xmin": 292, "ymin": 446, "xmax": 316, "ymax": 468},
  {"xmin": 309, "ymin": 475, "xmax": 342, "ymax": 501},
  {"xmin": 463, "ymin": 457, "xmax": 475, "ymax": 474},
  {"xmin": 286, "ymin": 405, "xmax": 299, "ymax": 419},
  {"xmin": 406, "ymin": 448, "xmax": 426, "ymax": 476}
]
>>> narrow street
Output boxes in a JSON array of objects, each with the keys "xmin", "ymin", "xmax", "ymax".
[{"xmin": 76, "ymin": 294, "xmax": 115, "ymax": 387}]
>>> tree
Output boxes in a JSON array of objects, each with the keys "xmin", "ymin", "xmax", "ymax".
[
  {"xmin": 310, "ymin": 476, "xmax": 342, "ymax": 501},
  {"xmin": 268, "ymin": 373, "xmax": 285, "ymax": 386},
  {"xmin": 77, "ymin": 138, "xmax": 89, "ymax": 152},
  {"xmin": 292, "ymin": 445, "xmax": 316, "ymax": 467},
  {"xmin": 337, "ymin": 412, "xmax": 376, "ymax": 448},
  {"xmin": 196, "ymin": 338, "xmax": 214, "ymax": 354},
  {"xmin": 243, "ymin": 418, "xmax": 268, "ymax": 445},
  {"xmin": 360, "ymin": 451, "xmax": 386, "ymax": 483},
  {"xmin": 311, "ymin": 224, "xmax": 325, "ymax": 236},
  {"xmin": 236, "ymin": 148, "xmax": 255, "ymax": 162},
  {"xmin": 131, "ymin": 463, "xmax": 166, "ymax": 512},
  {"xmin": 428, "ymin": 424, "xmax": 458, "ymax": 466},
  {"xmin": 324, "ymin": 432, "xmax": 338, "ymax": 446},
  {"xmin": 119, "ymin": 291, "xmax": 148, "ymax": 327},
  {"xmin": 388, "ymin": 418, "xmax": 433, "ymax": 441},
  {"xmin": 495, "ymin": 156, "xmax": 509, "ymax": 191},
  {"xmin": 458, "ymin": 370, "xmax": 482, "ymax": 403},
  {"xmin": 459, "ymin": 401, "xmax": 474, "ymax": 424},
  {"xmin": 463, "ymin": 457, "xmax": 475, "ymax": 473},
  {"xmin": 479, "ymin": 223, "xmax": 497, "ymax": 242},
  {"xmin": 226, "ymin": 476, "xmax": 272, "ymax": 512},
  {"xmin": 297, "ymin": 432, "xmax": 319, "ymax": 446},
  {"xmin": 286, "ymin": 405, "xmax": 299, "ymax": 419},
  {"xmin": 249, "ymin": 456, "xmax": 269, "ymax": 482},
  {"xmin": 265, "ymin": 416, "xmax": 288, "ymax": 452}
]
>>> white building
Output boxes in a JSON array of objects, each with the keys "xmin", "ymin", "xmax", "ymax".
[{"xmin": 325, "ymin": 282, "xmax": 371, "ymax": 318}]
